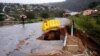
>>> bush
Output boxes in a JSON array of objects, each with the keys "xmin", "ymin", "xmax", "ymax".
[
  {"xmin": 0, "ymin": 14, "xmax": 4, "ymax": 21},
  {"xmin": 25, "ymin": 11, "xmax": 36, "ymax": 19},
  {"xmin": 40, "ymin": 11, "xmax": 50, "ymax": 19},
  {"xmin": 71, "ymin": 15, "xmax": 100, "ymax": 45}
]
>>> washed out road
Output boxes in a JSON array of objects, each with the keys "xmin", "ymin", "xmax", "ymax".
[{"xmin": 0, "ymin": 18, "xmax": 71, "ymax": 56}]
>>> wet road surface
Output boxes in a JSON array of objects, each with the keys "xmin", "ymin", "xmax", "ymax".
[{"xmin": 0, "ymin": 18, "xmax": 71, "ymax": 56}]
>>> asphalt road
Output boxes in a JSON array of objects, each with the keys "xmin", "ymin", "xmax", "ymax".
[{"xmin": 0, "ymin": 18, "xmax": 71, "ymax": 56}]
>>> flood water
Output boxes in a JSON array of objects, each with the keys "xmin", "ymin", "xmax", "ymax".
[{"xmin": 0, "ymin": 18, "xmax": 71, "ymax": 56}]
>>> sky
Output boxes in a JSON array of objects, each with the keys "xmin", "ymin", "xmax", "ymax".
[{"xmin": 0, "ymin": 0, "xmax": 66, "ymax": 4}]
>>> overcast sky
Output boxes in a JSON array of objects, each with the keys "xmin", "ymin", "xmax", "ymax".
[{"xmin": 0, "ymin": 0, "xmax": 66, "ymax": 4}]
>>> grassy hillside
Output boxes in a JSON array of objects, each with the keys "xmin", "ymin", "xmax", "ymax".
[{"xmin": 71, "ymin": 15, "xmax": 100, "ymax": 45}]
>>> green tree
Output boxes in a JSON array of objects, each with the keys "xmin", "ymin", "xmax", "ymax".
[
  {"xmin": 40, "ymin": 11, "xmax": 50, "ymax": 19},
  {"xmin": 25, "ymin": 11, "xmax": 36, "ymax": 19},
  {"xmin": 0, "ymin": 14, "xmax": 4, "ymax": 21},
  {"xmin": 0, "ymin": 3, "xmax": 4, "ymax": 12},
  {"xmin": 88, "ymin": 2, "xmax": 97, "ymax": 9}
]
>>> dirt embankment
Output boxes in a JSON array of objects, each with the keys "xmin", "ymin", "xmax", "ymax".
[
  {"xmin": 29, "ymin": 27, "xmax": 85, "ymax": 56},
  {"xmin": 25, "ymin": 26, "xmax": 100, "ymax": 56},
  {"xmin": 74, "ymin": 29, "xmax": 100, "ymax": 56}
]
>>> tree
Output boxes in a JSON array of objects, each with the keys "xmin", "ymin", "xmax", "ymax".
[
  {"xmin": 0, "ymin": 14, "xmax": 4, "ymax": 21},
  {"xmin": 88, "ymin": 2, "xmax": 97, "ymax": 9},
  {"xmin": 40, "ymin": 11, "xmax": 50, "ymax": 19},
  {"xmin": 0, "ymin": 3, "xmax": 4, "ymax": 12},
  {"xmin": 25, "ymin": 11, "xmax": 36, "ymax": 19}
]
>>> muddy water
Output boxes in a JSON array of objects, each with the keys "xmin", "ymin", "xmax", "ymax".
[{"xmin": 0, "ymin": 18, "xmax": 71, "ymax": 56}]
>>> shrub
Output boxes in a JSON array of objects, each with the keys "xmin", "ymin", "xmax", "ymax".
[{"xmin": 71, "ymin": 15, "xmax": 100, "ymax": 45}]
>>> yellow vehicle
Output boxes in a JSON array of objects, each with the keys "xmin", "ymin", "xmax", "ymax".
[{"xmin": 42, "ymin": 19, "xmax": 61, "ymax": 32}]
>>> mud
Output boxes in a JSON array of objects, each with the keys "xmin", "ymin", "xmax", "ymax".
[
  {"xmin": 66, "ymin": 35, "xmax": 85, "ymax": 54},
  {"xmin": 38, "ymin": 28, "xmax": 67, "ymax": 40},
  {"xmin": 27, "ymin": 50, "xmax": 73, "ymax": 56}
]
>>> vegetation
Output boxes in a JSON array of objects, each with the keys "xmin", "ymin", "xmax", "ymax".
[
  {"xmin": 0, "ymin": 3, "xmax": 4, "ymax": 12},
  {"xmin": 0, "ymin": 14, "xmax": 4, "ymax": 21},
  {"xmin": 40, "ymin": 11, "xmax": 51, "ymax": 19},
  {"xmin": 0, "ymin": 3, "xmax": 65, "ymax": 22},
  {"xmin": 88, "ymin": 2, "xmax": 98, "ymax": 9},
  {"xmin": 70, "ymin": 2, "xmax": 100, "ymax": 46},
  {"xmin": 71, "ymin": 15, "xmax": 100, "ymax": 45}
]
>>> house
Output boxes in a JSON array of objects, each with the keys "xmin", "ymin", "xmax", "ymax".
[{"xmin": 83, "ymin": 9, "xmax": 98, "ymax": 16}]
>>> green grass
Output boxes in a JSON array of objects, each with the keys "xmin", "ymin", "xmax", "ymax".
[{"xmin": 71, "ymin": 15, "xmax": 100, "ymax": 45}]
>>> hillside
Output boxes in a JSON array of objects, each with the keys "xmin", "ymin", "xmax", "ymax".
[{"xmin": 43, "ymin": 0, "xmax": 100, "ymax": 11}]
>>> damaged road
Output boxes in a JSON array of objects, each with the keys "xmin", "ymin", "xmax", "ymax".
[{"xmin": 0, "ymin": 18, "xmax": 71, "ymax": 56}]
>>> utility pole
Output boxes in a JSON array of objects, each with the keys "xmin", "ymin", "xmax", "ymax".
[{"xmin": 71, "ymin": 21, "xmax": 74, "ymax": 37}]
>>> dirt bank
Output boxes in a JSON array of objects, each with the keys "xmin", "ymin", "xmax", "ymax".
[
  {"xmin": 30, "ymin": 27, "xmax": 85, "ymax": 56},
  {"xmin": 74, "ymin": 29, "xmax": 100, "ymax": 56},
  {"xmin": 37, "ymin": 27, "xmax": 100, "ymax": 56}
]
